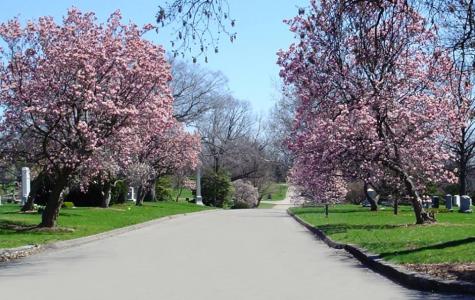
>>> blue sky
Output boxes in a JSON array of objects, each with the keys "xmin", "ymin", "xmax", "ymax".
[{"xmin": 0, "ymin": 0, "xmax": 307, "ymax": 113}]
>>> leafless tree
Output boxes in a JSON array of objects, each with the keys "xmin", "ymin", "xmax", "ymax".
[
  {"xmin": 424, "ymin": 0, "xmax": 475, "ymax": 195},
  {"xmin": 170, "ymin": 59, "xmax": 228, "ymax": 125},
  {"xmin": 198, "ymin": 96, "xmax": 253, "ymax": 173},
  {"xmin": 266, "ymin": 84, "xmax": 298, "ymax": 181},
  {"xmin": 157, "ymin": 0, "xmax": 236, "ymax": 62},
  {"xmin": 197, "ymin": 96, "xmax": 278, "ymax": 203}
]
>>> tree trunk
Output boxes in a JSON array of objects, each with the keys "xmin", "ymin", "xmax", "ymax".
[
  {"xmin": 136, "ymin": 185, "xmax": 146, "ymax": 206},
  {"xmin": 460, "ymin": 167, "xmax": 467, "ymax": 196},
  {"xmin": 385, "ymin": 162, "xmax": 435, "ymax": 224},
  {"xmin": 101, "ymin": 182, "xmax": 112, "ymax": 208},
  {"xmin": 400, "ymin": 170, "xmax": 435, "ymax": 224},
  {"xmin": 256, "ymin": 195, "xmax": 263, "ymax": 208},
  {"xmin": 459, "ymin": 127, "xmax": 467, "ymax": 196},
  {"xmin": 363, "ymin": 181, "xmax": 378, "ymax": 211},
  {"xmin": 175, "ymin": 186, "xmax": 183, "ymax": 202},
  {"xmin": 147, "ymin": 178, "xmax": 157, "ymax": 202},
  {"xmin": 214, "ymin": 155, "xmax": 220, "ymax": 173},
  {"xmin": 39, "ymin": 175, "xmax": 68, "ymax": 228}
]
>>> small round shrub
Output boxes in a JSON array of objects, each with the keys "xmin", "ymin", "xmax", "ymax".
[
  {"xmin": 202, "ymin": 170, "xmax": 233, "ymax": 208},
  {"xmin": 111, "ymin": 180, "xmax": 128, "ymax": 204},
  {"xmin": 154, "ymin": 176, "xmax": 173, "ymax": 201},
  {"xmin": 62, "ymin": 201, "xmax": 75, "ymax": 209},
  {"xmin": 232, "ymin": 180, "xmax": 258, "ymax": 209}
]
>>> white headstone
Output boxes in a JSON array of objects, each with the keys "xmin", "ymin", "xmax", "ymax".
[
  {"xmin": 453, "ymin": 195, "xmax": 461, "ymax": 207},
  {"xmin": 21, "ymin": 167, "xmax": 30, "ymax": 205},
  {"xmin": 367, "ymin": 188, "xmax": 377, "ymax": 200},
  {"xmin": 127, "ymin": 187, "xmax": 136, "ymax": 202}
]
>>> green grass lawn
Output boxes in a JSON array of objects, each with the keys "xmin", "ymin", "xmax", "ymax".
[
  {"xmin": 170, "ymin": 188, "xmax": 193, "ymax": 202},
  {"xmin": 291, "ymin": 204, "xmax": 475, "ymax": 264},
  {"xmin": 266, "ymin": 183, "xmax": 288, "ymax": 201},
  {"xmin": 0, "ymin": 202, "xmax": 211, "ymax": 249}
]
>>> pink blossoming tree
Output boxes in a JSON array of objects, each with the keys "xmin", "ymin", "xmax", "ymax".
[
  {"xmin": 279, "ymin": 0, "xmax": 456, "ymax": 224},
  {"xmin": 132, "ymin": 122, "xmax": 201, "ymax": 205},
  {"xmin": 0, "ymin": 9, "xmax": 174, "ymax": 227}
]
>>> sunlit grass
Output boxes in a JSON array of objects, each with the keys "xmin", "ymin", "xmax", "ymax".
[
  {"xmin": 0, "ymin": 202, "xmax": 212, "ymax": 249},
  {"xmin": 291, "ymin": 205, "xmax": 475, "ymax": 264}
]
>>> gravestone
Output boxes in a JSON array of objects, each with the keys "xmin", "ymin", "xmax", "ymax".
[
  {"xmin": 21, "ymin": 167, "xmax": 30, "ymax": 205},
  {"xmin": 367, "ymin": 188, "xmax": 377, "ymax": 201},
  {"xmin": 196, "ymin": 167, "xmax": 203, "ymax": 206},
  {"xmin": 127, "ymin": 187, "xmax": 136, "ymax": 202},
  {"xmin": 431, "ymin": 196, "xmax": 440, "ymax": 208},
  {"xmin": 361, "ymin": 199, "xmax": 371, "ymax": 207},
  {"xmin": 423, "ymin": 195, "xmax": 431, "ymax": 209},
  {"xmin": 460, "ymin": 195, "xmax": 472, "ymax": 213},
  {"xmin": 445, "ymin": 194, "xmax": 453, "ymax": 210},
  {"xmin": 363, "ymin": 188, "xmax": 379, "ymax": 206},
  {"xmin": 453, "ymin": 195, "xmax": 461, "ymax": 207}
]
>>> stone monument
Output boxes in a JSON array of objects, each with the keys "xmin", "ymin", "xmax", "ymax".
[
  {"xmin": 431, "ymin": 196, "xmax": 440, "ymax": 208},
  {"xmin": 127, "ymin": 187, "xmax": 136, "ymax": 202},
  {"xmin": 453, "ymin": 195, "xmax": 461, "ymax": 207},
  {"xmin": 21, "ymin": 167, "xmax": 30, "ymax": 205},
  {"xmin": 196, "ymin": 167, "xmax": 204, "ymax": 206},
  {"xmin": 445, "ymin": 194, "xmax": 453, "ymax": 210},
  {"xmin": 460, "ymin": 195, "xmax": 472, "ymax": 213}
]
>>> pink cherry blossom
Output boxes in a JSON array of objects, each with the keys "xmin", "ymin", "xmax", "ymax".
[
  {"xmin": 0, "ymin": 8, "xmax": 174, "ymax": 226},
  {"xmin": 278, "ymin": 0, "xmax": 456, "ymax": 224}
]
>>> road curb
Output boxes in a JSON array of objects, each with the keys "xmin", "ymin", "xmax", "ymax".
[
  {"xmin": 0, "ymin": 208, "xmax": 217, "ymax": 264},
  {"xmin": 287, "ymin": 209, "xmax": 475, "ymax": 295}
]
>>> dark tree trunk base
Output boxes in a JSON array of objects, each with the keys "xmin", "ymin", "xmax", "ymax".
[
  {"xmin": 416, "ymin": 211, "xmax": 436, "ymax": 224},
  {"xmin": 364, "ymin": 181, "xmax": 378, "ymax": 211},
  {"xmin": 39, "ymin": 174, "xmax": 68, "ymax": 228}
]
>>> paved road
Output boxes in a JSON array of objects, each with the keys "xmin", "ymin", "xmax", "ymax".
[
  {"xmin": 260, "ymin": 185, "xmax": 303, "ymax": 209},
  {"xmin": 0, "ymin": 209, "xmax": 470, "ymax": 300}
]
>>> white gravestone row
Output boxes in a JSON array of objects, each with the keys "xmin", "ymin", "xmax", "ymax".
[
  {"xmin": 6, "ymin": 167, "xmax": 203, "ymax": 206},
  {"xmin": 444, "ymin": 194, "xmax": 472, "ymax": 213}
]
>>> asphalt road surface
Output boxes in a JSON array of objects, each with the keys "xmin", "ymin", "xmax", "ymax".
[{"xmin": 0, "ymin": 209, "xmax": 470, "ymax": 300}]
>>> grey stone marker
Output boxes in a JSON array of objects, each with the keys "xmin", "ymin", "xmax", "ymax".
[
  {"xmin": 460, "ymin": 195, "xmax": 472, "ymax": 213},
  {"xmin": 127, "ymin": 187, "xmax": 136, "ymax": 202},
  {"xmin": 367, "ymin": 188, "xmax": 377, "ymax": 201},
  {"xmin": 431, "ymin": 196, "xmax": 439, "ymax": 208},
  {"xmin": 453, "ymin": 195, "xmax": 461, "ymax": 207},
  {"xmin": 445, "ymin": 194, "xmax": 453, "ymax": 210},
  {"xmin": 196, "ymin": 167, "xmax": 203, "ymax": 206},
  {"xmin": 362, "ymin": 188, "xmax": 379, "ymax": 207},
  {"xmin": 21, "ymin": 167, "xmax": 30, "ymax": 205}
]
